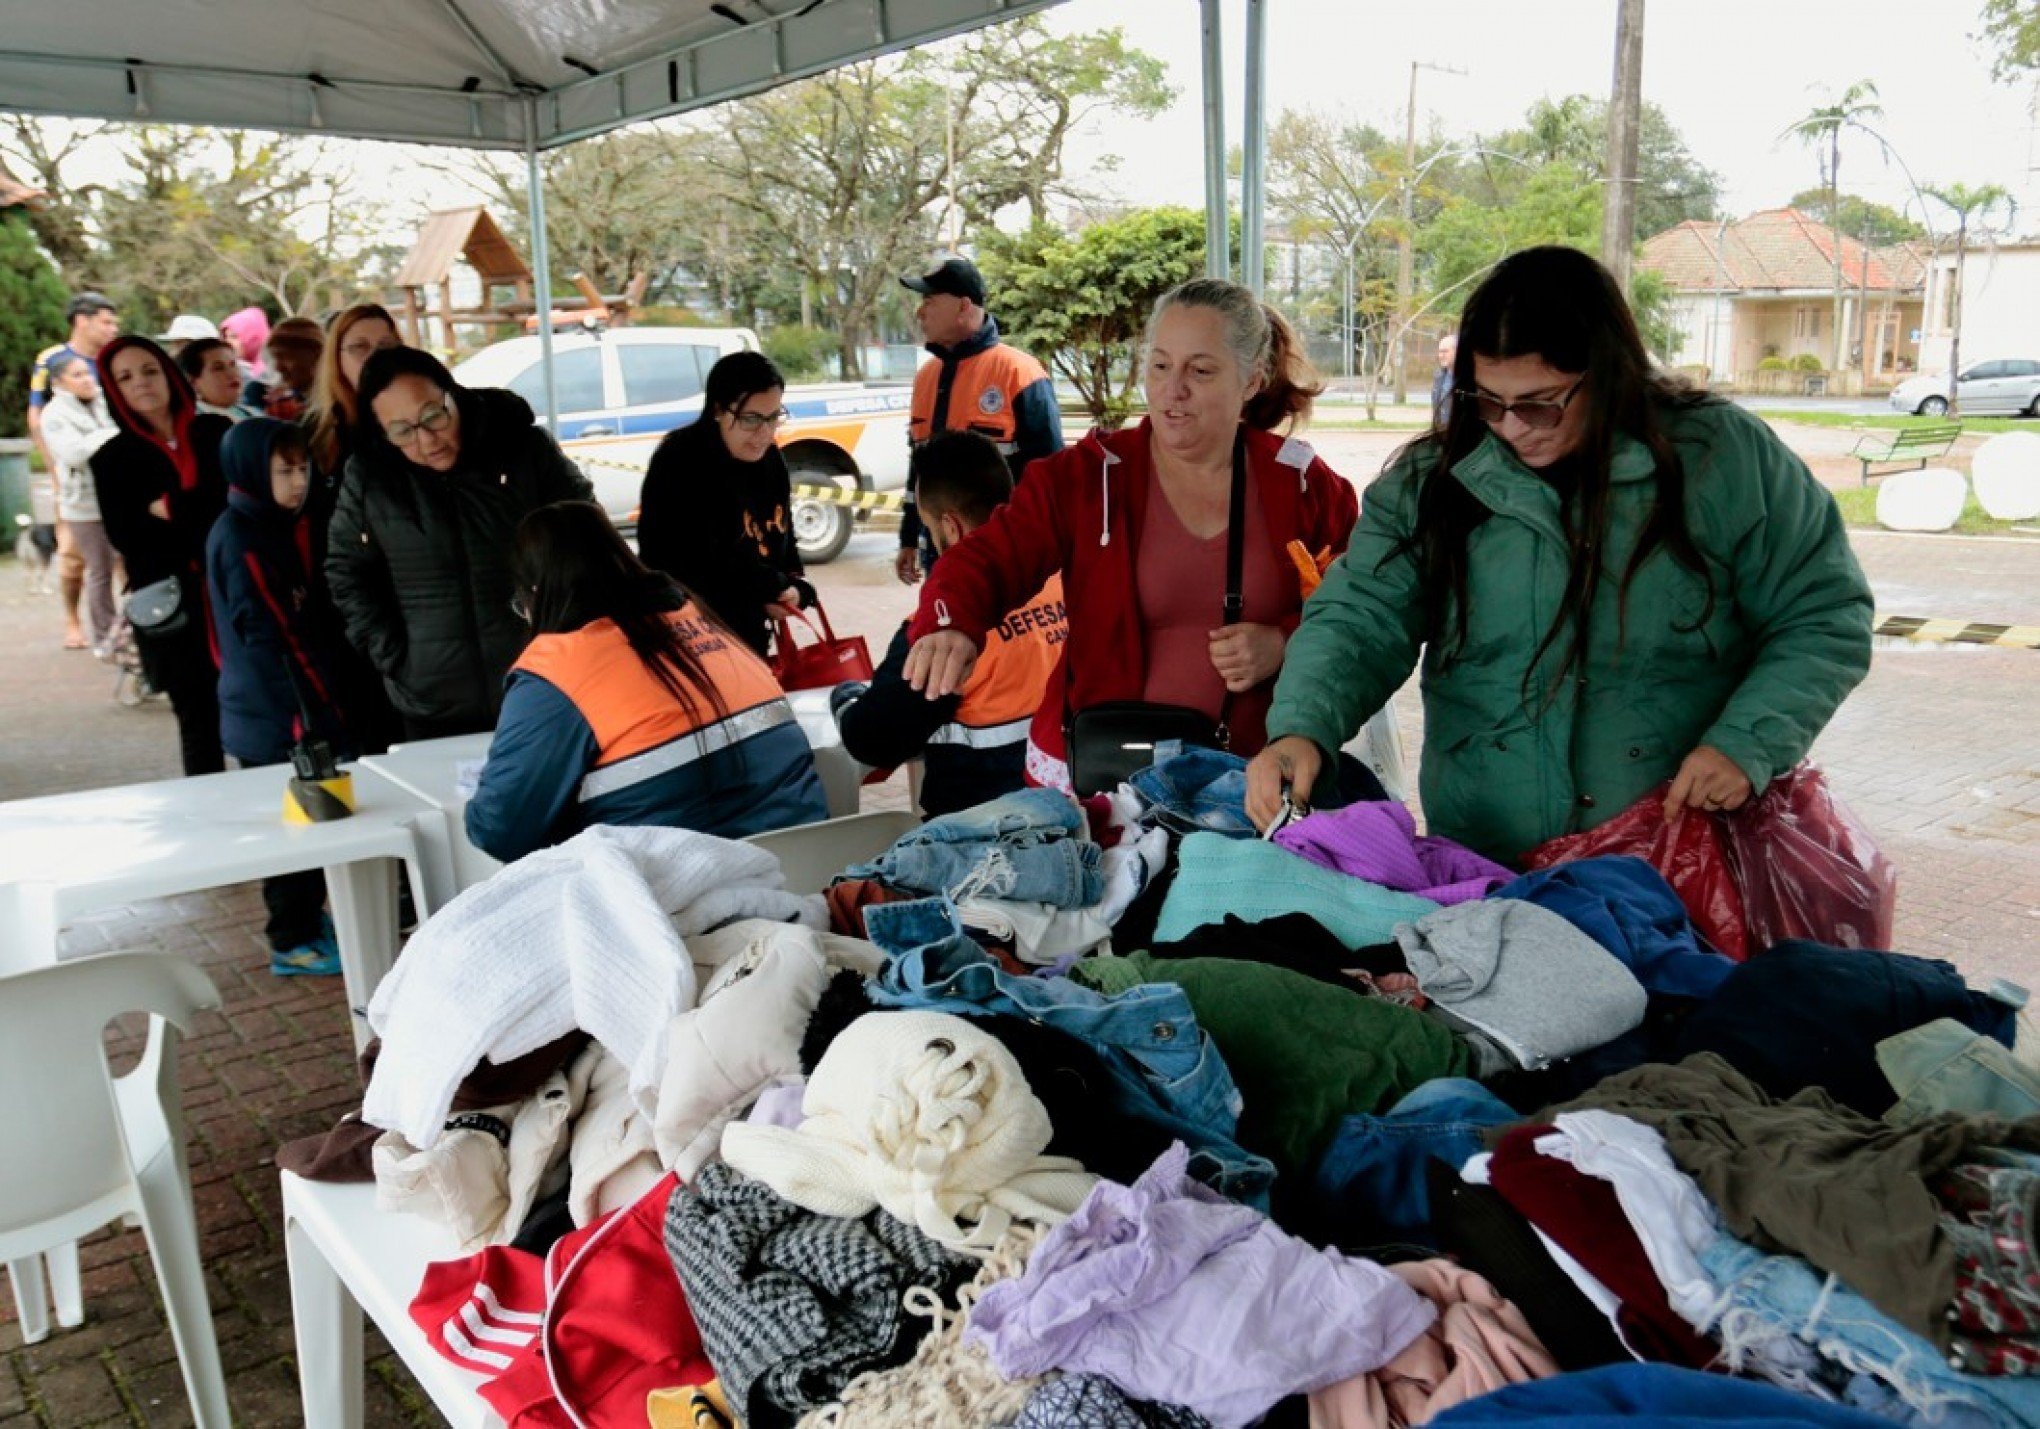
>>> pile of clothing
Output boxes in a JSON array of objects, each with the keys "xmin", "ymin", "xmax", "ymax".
[{"xmin": 288, "ymin": 753, "xmax": 2040, "ymax": 1428}]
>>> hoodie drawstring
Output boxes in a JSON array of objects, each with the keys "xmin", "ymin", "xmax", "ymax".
[{"xmin": 1097, "ymin": 448, "xmax": 1119, "ymax": 548}]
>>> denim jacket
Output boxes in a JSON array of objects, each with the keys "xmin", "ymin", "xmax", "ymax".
[
  {"xmin": 839, "ymin": 787, "xmax": 1104, "ymax": 908},
  {"xmin": 862, "ymin": 896, "xmax": 1274, "ymax": 1203}
]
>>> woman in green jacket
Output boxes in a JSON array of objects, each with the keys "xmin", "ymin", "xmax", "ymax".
[{"xmin": 1246, "ymin": 246, "xmax": 1873, "ymax": 863}]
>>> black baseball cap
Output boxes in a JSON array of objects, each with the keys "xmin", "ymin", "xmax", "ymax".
[
  {"xmin": 900, "ymin": 257, "xmax": 985, "ymax": 305},
  {"xmin": 66, "ymin": 291, "xmax": 116, "ymax": 321}
]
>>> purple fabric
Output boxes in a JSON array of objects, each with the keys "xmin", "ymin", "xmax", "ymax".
[
  {"xmin": 965, "ymin": 1143, "xmax": 1436, "ymax": 1428},
  {"xmin": 1275, "ymin": 801, "xmax": 1511, "ymax": 905}
]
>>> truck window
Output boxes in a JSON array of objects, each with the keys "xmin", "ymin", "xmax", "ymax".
[
  {"xmin": 506, "ymin": 347, "xmax": 606, "ymax": 416},
  {"xmin": 620, "ymin": 343, "xmax": 708, "ymax": 407}
]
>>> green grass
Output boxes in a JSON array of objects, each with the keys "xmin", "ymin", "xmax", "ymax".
[
  {"xmin": 1831, "ymin": 485, "xmax": 2034, "ymax": 537},
  {"xmin": 1754, "ymin": 409, "xmax": 2030, "ymax": 435}
]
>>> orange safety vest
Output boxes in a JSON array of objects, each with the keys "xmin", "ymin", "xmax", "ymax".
[
  {"xmin": 907, "ymin": 340, "xmax": 1051, "ymax": 456},
  {"xmin": 929, "ymin": 574, "xmax": 1066, "ymax": 751},
  {"xmin": 514, "ymin": 605, "xmax": 793, "ymax": 802}
]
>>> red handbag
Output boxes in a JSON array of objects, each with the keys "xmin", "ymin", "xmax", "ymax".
[{"xmin": 770, "ymin": 602, "xmax": 874, "ymax": 692}]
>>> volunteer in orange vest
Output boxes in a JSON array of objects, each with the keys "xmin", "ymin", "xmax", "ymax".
[
  {"xmin": 894, "ymin": 256, "xmax": 1063, "ymax": 585},
  {"xmin": 835, "ymin": 432, "xmax": 1065, "ymax": 816},
  {"xmin": 465, "ymin": 501, "xmax": 828, "ymax": 864}
]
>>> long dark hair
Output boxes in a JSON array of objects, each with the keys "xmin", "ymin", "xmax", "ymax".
[
  {"xmin": 1396, "ymin": 246, "xmax": 1715, "ymax": 699},
  {"xmin": 97, "ymin": 334, "xmax": 197, "ymax": 442},
  {"xmin": 694, "ymin": 351, "xmax": 785, "ymax": 426},
  {"xmin": 511, "ymin": 501, "xmax": 730, "ymax": 727}
]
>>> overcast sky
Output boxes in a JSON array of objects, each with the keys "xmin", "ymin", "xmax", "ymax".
[{"xmin": 1038, "ymin": 0, "xmax": 2040, "ymax": 232}]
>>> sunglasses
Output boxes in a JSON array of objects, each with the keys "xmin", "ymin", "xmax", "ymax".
[{"xmin": 1457, "ymin": 376, "xmax": 1586, "ymax": 431}]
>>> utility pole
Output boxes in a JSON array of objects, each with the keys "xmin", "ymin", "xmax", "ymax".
[
  {"xmin": 1601, "ymin": 0, "xmax": 1646, "ymax": 294},
  {"xmin": 1392, "ymin": 59, "xmax": 1464, "ymax": 403}
]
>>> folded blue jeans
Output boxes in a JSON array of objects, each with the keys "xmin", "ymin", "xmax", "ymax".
[
  {"xmin": 1128, "ymin": 741, "xmax": 1256, "ymax": 839},
  {"xmin": 1312, "ymin": 1078, "xmax": 1517, "ymax": 1239},
  {"xmin": 862, "ymin": 896, "xmax": 1274, "ymax": 1203},
  {"xmin": 840, "ymin": 787, "xmax": 1103, "ymax": 907}
]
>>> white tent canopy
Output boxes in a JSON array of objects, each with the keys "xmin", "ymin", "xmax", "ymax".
[{"xmin": 0, "ymin": 0, "xmax": 1064, "ymax": 150}]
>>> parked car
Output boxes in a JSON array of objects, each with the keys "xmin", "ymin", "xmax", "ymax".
[
  {"xmin": 452, "ymin": 326, "xmax": 913, "ymax": 561},
  {"xmin": 1889, "ymin": 359, "xmax": 2040, "ymax": 417}
]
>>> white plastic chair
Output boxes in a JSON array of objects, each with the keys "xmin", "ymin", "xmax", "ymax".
[
  {"xmin": 0, "ymin": 953, "xmax": 229, "ymax": 1428},
  {"xmin": 745, "ymin": 809, "xmax": 921, "ymax": 895}
]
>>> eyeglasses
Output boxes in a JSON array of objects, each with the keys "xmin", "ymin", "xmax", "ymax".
[
  {"xmin": 726, "ymin": 408, "xmax": 790, "ymax": 433},
  {"xmin": 386, "ymin": 401, "xmax": 454, "ymax": 446},
  {"xmin": 1457, "ymin": 377, "xmax": 1586, "ymax": 431},
  {"xmin": 341, "ymin": 336, "xmax": 399, "ymax": 360}
]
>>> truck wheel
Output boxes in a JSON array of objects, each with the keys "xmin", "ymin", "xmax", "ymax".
[{"xmin": 791, "ymin": 470, "xmax": 855, "ymax": 564}]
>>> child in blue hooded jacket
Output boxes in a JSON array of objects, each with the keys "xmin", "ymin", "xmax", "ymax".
[{"xmin": 207, "ymin": 418, "xmax": 358, "ymax": 975}]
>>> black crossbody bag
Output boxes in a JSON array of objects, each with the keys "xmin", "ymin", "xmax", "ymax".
[{"xmin": 1064, "ymin": 433, "xmax": 1248, "ymax": 797}]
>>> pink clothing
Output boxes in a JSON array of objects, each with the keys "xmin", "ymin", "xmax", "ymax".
[
  {"xmin": 1276, "ymin": 801, "xmax": 1512, "ymax": 905},
  {"xmin": 1308, "ymin": 1259, "xmax": 1559, "ymax": 1428},
  {"xmin": 1135, "ymin": 471, "xmax": 1286, "ymax": 749},
  {"xmin": 220, "ymin": 308, "xmax": 270, "ymax": 369}
]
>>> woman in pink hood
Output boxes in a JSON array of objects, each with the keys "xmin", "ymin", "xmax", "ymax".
[{"xmin": 220, "ymin": 307, "xmax": 271, "ymax": 375}]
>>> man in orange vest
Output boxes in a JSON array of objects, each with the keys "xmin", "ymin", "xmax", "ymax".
[
  {"xmin": 837, "ymin": 432, "xmax": 1065, "ymax": 816},
  {"xmin": 894, "ymin": 256, "xmax": 1062, "ymax": 585}
]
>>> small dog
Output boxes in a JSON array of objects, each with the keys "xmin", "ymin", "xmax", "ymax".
[{"xmin": 14, "ymin": 513, "xmax": 56, "ymax": 594}]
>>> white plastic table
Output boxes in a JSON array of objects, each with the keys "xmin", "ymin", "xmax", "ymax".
[
  {"xmin": 0, "ymin": 763, "xmax": 439, "ymax": 1053},
  {"xmin": 353, "ymin": 694, "xmax": 871, "ymax": 906},
  {"xmin": 282, "ymin": 1174, "xmax": 499, "ymax": 1429}
]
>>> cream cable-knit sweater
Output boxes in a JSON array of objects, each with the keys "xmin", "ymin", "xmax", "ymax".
[{"xmin": 365, "ymin": 825, "xmax": 823, "ymax": 1147}]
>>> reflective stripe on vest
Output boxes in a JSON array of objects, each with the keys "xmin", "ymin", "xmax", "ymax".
[
  {"xmin": 927, "ymin": 714, "xmax": 1032, "ymax": 749},
  {"xmin": 577, "ymin": 697, "xmax": 796, "ymax": 801}
]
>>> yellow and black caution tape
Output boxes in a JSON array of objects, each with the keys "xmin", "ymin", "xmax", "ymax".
[
  {"xmin": 1875, "ymin": 616, "xmax": 2040, "ymax": 650},
  {"xmin": 573, "ymin": 454, "xmax": 901, "ymax": 511}
]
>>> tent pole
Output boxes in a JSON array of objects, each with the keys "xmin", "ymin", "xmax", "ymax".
[
  {"xmin": 524, "ymin": 103, "xmax": 559, "ymax": 431},
  {"xmin": 1200, "ymin": 0, "xmax": 1228, "ymax": 279},
  {"xmin": 1241, "ymin": 0, "xmax": 1267, "ymax": 293}
]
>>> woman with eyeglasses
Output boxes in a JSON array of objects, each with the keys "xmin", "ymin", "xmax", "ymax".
[
  {"xmin": 636, "ymin": 350, "xmax": 813, "ymax": 657},
  {"xmin": 464, "ymin": 501, "xmax": 828, "ymax": 864},
  {"xmin": 1246, "ymin": 246, "xmax": 1873, "ymax": 862},
  {"xmin": 326, "ymin": 346, "xmax": 593, "ymax": 739}
]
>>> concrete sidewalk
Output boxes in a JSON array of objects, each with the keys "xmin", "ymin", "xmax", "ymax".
[{"xmin": 0, "ymin": 512, "xmax": 2035, "ymax": 1426}]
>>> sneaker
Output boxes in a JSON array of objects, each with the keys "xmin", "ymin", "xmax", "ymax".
[{"xmin": 271, "ymin": 941, "xmax": 342, "ymax": 977}]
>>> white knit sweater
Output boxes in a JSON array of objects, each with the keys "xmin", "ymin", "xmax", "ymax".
[{"xmin": 365, "ymin": 825, "xmax": 823, "ymax": 1147}]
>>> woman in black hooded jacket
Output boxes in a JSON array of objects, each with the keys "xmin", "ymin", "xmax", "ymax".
[
  {"xmin": 92, "ymin": 334, "xmax": 231, "ymax": 775},
  {"xmin": 325, "ymin": 347, "xmax": 593, "ymax": 739}
]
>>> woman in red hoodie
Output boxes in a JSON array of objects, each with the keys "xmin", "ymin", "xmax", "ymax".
[
  {"xmin": 903, "ymin": 278, "xmax": 1359, "ymax": 793},
  {"xmin": 92, "ymin": 335, "xmax": 232, "ymax": 774}
]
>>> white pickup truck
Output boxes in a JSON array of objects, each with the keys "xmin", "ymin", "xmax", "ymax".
[{"xmin": 452, "ymin": 325, "xmax": 913, "ymax": 562}]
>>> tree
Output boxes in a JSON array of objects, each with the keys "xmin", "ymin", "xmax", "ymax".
[
  {"xmin": 1264, "ymin": 110, "xmax": 1404, "ymax": 380},
  {"xmin": 978, "ymin": 207, "xmax": 1211, "ymax": 425},
  {"xmin": 1923, "ymin": 181, "xmax": 2016, "ymax": 413},
  {"xmin": 1979, "ymin": 0, "xmax": 2040, "ymax": 81},
  {"xmin": 1787, "ymin": 188, "xmax": 1926, "ymax": 246},
  {"xmin": 0, "ymin": 208, "xmax": 69, "ymax": 438},
  {"xmin": 1491, "ymin": 97, "xmax": 1721, "ymax": 235},
  {"xmin": 0, "ymin": 117, "xmax": 106, "ymax": 277},
  {"xmin": 1782, "ymin": 80, "xmax": 1884, "ymax": 369}
]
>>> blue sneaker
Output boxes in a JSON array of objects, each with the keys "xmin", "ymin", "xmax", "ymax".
[{"xmin": 271, "ymin": 940, "xmax": 342, "ymax": 977}]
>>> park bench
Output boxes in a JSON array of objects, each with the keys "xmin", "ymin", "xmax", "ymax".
[{"xmin": 1852, "ymin": 421, "xmax": 1962, "ymax": 486}]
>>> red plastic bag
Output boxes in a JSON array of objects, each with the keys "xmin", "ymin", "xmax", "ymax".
[
  {"xmin": 1523, "ymin": 784, "xmax": 1750, "ymax": 962},
  {"xmin": 1719, "ymin": 763, "xmax": 1897, "ymax": 952}
]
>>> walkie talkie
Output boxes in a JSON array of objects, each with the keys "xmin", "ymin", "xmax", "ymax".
[{"xmin": 280, "ymin": 654, "xmax": 355, "ymax": 823}]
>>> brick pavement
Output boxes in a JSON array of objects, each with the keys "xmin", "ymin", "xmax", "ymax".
[{"xmin": 0, "ymin": 447, "xmax": 2036, "ymax": 1426}]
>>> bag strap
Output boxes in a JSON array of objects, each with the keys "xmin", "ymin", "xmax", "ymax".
[{"xmin": 1215, "ymin": 431, "xmax": 1248, "ymax": 748}]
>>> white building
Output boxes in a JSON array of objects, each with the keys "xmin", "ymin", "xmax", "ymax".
[{"xmin": 1918, "ymin": 238, "xmax": 2040, "ymax": 376}]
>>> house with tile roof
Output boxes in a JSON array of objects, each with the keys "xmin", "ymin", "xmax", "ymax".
[{"xmin": 1639, "ymin": 208, "xmax": 1926, "ymax": 390}]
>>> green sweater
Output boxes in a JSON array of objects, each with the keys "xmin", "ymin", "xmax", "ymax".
[
  {"xmin": 1268, "ymin": 400, "xmax": 1873, "ymax": 863},
  {"xmin": 1074, "ymin": 951, "xmax": 1471, "ymax": 1179}
]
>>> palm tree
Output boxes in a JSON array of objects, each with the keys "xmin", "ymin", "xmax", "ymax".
[
  {"xmin": 1922, "ymin": 182, "xmax": 2015, "ymax": 415},
  {"xmin": 1782, "ymin": 80, "xmax": 1883, "ymax": 371}
]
